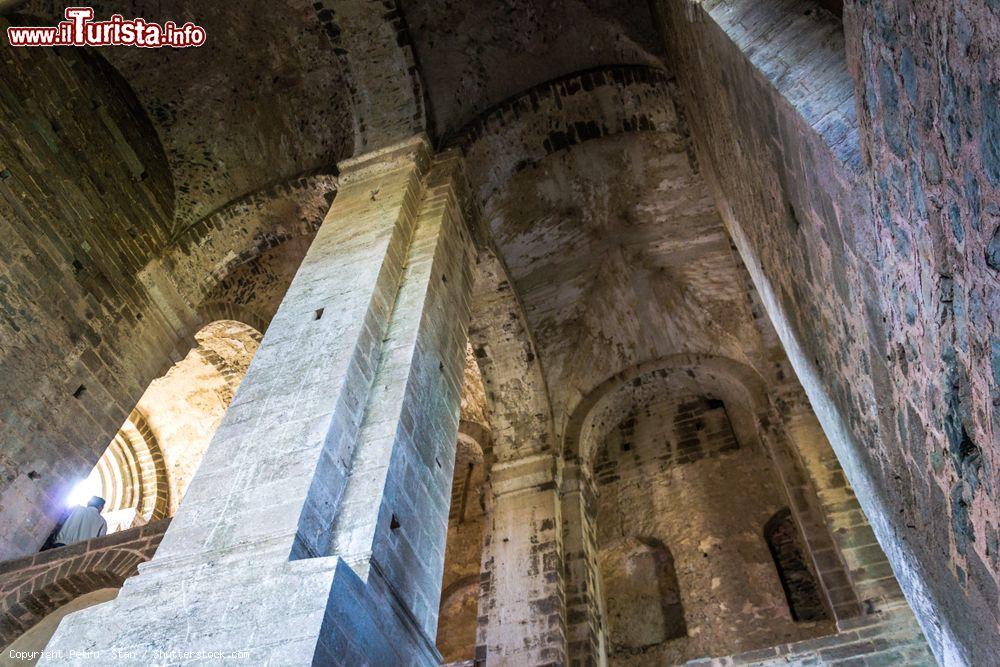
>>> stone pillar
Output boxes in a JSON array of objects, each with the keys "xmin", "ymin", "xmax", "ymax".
[
  {"xmin": 561, "ymin": 462, "xmax": 606, "ymax": 666},
  {"xmin": 42, "ymin": 136, "xmax": 476, "ymax": 665},
  {"xmin": 479, "ymin": 454, "xmax": 567, "ymax": 666}
]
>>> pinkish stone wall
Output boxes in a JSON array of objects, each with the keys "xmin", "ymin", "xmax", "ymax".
[
  {"xmin": 655, "ymin": 0, "xmax": 999, "ymax": 660},
  {"xmin": 848, "ymin": 3, "xmax": 1000, "ymax": 663}
]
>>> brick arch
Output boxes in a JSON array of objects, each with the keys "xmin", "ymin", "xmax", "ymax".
[
  {"xmin": 0, "ymin": 524, "xmax": 165, "ymax": 649},
  {"xmin": 563, "ymin": 354, "xmax": 771, "ymax": 467},
  {"xmin": 450, "ymin": 65, "xmax": 678, "ymax": 210},
  {"xmin": 312, "ymin": 0, "xmax": 427, "ymax": 152},
  {"xmin": 0, "ymin": 569, "xmax": 126, "ymax": 648}
]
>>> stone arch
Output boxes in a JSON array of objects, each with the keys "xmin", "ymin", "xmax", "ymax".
[
  {"xmin": 4, "ymin": 10, "xmax": 176, "ymax": 228},
  {"xmin": 467, "ymin": 246, "xmax": 557, "ymax": 463},
  {"xmin": 436, "ymin": 573, "xmax": 481, "ymax": 662},
  {"xmin": 599, "ymin": 536, "xmax": 686, "ymax": 654},
  {"xmin": 194, "ymin": 303, "xmax": 271, "ymax": 341},
  {"xmin": 0, "ymin": 163, "xmax": 326, "ymax": 558},
  {"xmin": 0, "ymin": 549, "xmax": 144, "ymax": 648},
  {"xmin": 445, "ymin": 66, "xmax": 707, "ymax": 466},
  {"xmin": 312, "ymin": 0, "xmax": 427, "ymax": 152},
  {"xmin": 454, "ymin": 66, "xmax": 742, "ymax": 457},
  {"xmin": 162, "ymin": 171, "xmax": 338, "ymax": 341},
  {"xmin": 449, "ymin": 65, "xmax": 678, "ymax": 208},
  {"xmin": 458, "ymin": 421, "xmax": 492, "ymax": 463},
  {"xmin": 14, "ymin": 1, "xmax": 354, "ymax": 230},
  {"xmin": 0, "ymin": 23, "xmax": 181, "ymax": 556},
  {"xmin": 439, "ymin": 573, "xmax": 481, "ymax": 610},
  {"xmin": 191, "ymin": 322, "xmax": 265, "ymax": 404},
  {"xmin": 138, "ymin": 319, "xmax": 264, "ymax": 517},
  {"xmin": 123, "ymin": 412, "xmax": 169, "ymax": 523},
  {"xmin": 91, "ymin": 410, "xmax": 169, "ymax": 526},
  {"xmin": 65, "ymin": 318, "xmax": 264, "ymax": 536},
  {"xmin": 562, "ymin": 355, "xmax": 831, "ymax": 663},
  {"xmin": 564, "ymin": 354, "xmax": 771, "ymax": 467}
]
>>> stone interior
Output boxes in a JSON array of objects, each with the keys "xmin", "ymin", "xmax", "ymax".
[{"xmin": 0, "ymin": 0, "xmax": 996, "ymax": 665}]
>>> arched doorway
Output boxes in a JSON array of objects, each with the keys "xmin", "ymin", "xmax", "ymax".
[{"xmin": 57, "ymin": 320, "xmax": 262, "ymax": 535}]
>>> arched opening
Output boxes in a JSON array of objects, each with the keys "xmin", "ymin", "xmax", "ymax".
[
  {"xmin": 54, "ymin": 320, "xmax": 261, "ymax": 536},
  {"xmin": 570, "ymin": 362, "xmax": 837, "ymax": 664},
  {"xmin": 0, "ymin": 16, "xmax": 177, "ymax": 559},
  {"xmin": 0, "ymin": 545, "xmax": 149, "ymax": 652},
  {"xmin": 764, "ymin": 508, "xmax": 828, "ymax": 622},
  {"xmin": 600, "ymin": 536, "xmax": 685, "ymax": 653},
  {"xmin": 66, "ymin": 411, "xmax": 168, "ymax": 532}
]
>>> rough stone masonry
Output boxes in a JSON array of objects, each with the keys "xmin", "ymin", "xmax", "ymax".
[{"xmin": 0, "ymin": 0, "xmax": 995, "ymax": 665}]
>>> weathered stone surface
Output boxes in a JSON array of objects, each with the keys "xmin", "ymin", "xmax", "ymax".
[
  {"xmin": 591, "ymin": 388, "xmax": 831, "ymax": 664},
  {"xmin": 654, "ymin": 0, "xmax": 998, "ymax": 661},
  {"xmin": 0, "ymin": 21, "xmax": 341, "ymax": 560},
  {"xmin": 400, "ymin": 0, "xmax": 665, "ymax": 137},
  {"xmin": 0, "ymin": 1, "xmax": 994, "ymax": 664},
  {"xmin": 39, "ymin": 137, "xmax": 476, "ymax": 664}
]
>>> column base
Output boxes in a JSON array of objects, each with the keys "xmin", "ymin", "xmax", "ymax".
[{"xmin": 41, "ymin": 545, "xmax": 441, "ymax": 666}]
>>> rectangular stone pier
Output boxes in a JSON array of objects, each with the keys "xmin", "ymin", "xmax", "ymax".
[{"xmin": 41, "ymin": 136, "xmax": 476, "ymax": 666}]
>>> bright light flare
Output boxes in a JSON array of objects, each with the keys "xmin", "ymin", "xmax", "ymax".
[{"xmin": 66, "ymin": 468, "xmax": 102, "ymax": 507}]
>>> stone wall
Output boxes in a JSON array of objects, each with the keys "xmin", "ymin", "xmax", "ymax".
[
  {"xmin": 593, "ymin": 390, "xmax": 834, "ymax": 664},
  {"xmin": 0, "ymin": 24, "xmax": 338, "ymax": 560},
  {"xmin": 847, "ymin": 1, "xmax": 1000, "ymax": 662},
  {"xmin": 655, "ymin": 0, "xmax": 999, "ymax": 660},
  {"xmin": 685, "ymin": 606, "xmax": 932, "ymax": 666},
  {"xmin": 0, "ymin": 31, "xmax": 174, "ymax": 558}
]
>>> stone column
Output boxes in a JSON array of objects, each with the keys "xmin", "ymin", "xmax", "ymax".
[
  {"xmin": 42, "ymin": 136, "xmax": 476, "ymax": 665},
  {"xmin": 561, "ymin": 461, "xmax": 606, "ymax": 666},
  {"xmin": 479, "ymin": 454, "xmax": 567, "ymax": 666}
]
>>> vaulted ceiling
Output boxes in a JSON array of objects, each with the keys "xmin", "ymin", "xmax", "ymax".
[
  {"xmin": 482, "ymin": 123, "xmax": 769, "ymax": 428},
  {"xmin": 399, "ymin": 0, "xmax": 665, "ymax": 136},
  {"xmin": 22, "ymin": 0, "xmax": 354, "ymax": 232}
]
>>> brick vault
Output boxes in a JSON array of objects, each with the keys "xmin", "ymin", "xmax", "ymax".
[{"xmin": 0, "ymin": 0, "xmax": 997, "ymax": 666}]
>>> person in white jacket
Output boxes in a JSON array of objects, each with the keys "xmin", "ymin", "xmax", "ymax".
[{"xmin": 53, "ymin": 496, "xmax": 107, "ymax": 547}]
